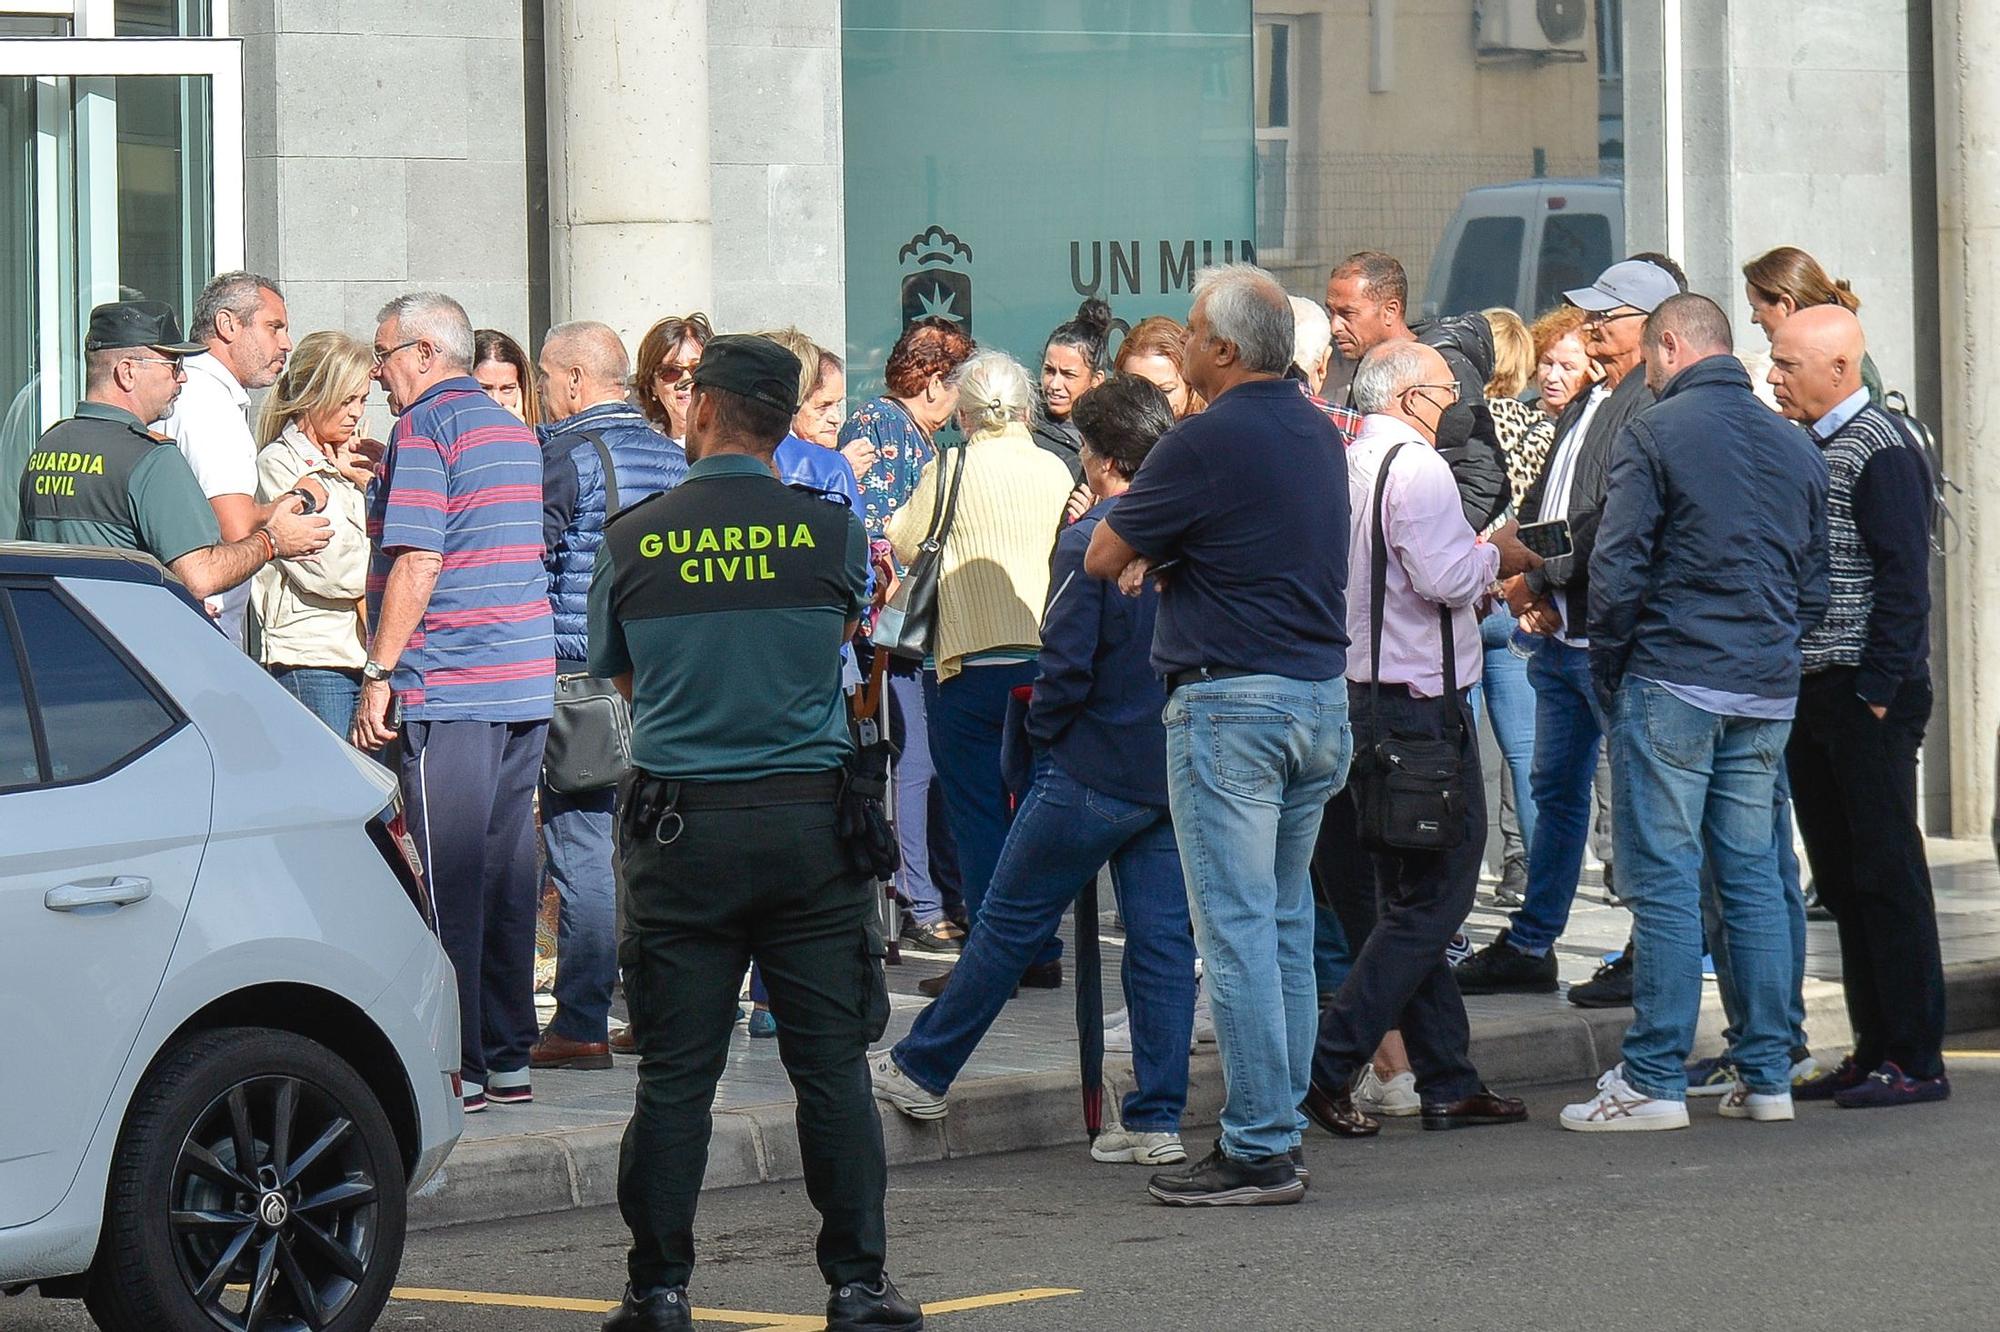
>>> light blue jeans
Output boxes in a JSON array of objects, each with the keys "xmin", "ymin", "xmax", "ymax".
[
  {"xmin": 1705, "ymin": 762, "xmax": 1808, "ymax": 1057},
  {"xmin": 1164, "ymin": 674, "xmax": 1351, "ymax": 1161},
  {"xmin": 1612, "ymin": 679, "xmax": 1793, "ymax": 1098}
]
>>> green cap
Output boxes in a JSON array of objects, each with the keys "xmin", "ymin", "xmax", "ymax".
[
  {"xmin": 85, "ymin": 300, "xmax": 205, "ymax": 355},
  {"xmin": 691, "ymin": 334, "xmax": 802, "ymax": 415}
]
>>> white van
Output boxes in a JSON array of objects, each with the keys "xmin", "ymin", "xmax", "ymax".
[{"xmin": 1421, "ymin": 178, "xmax": 1625, "ymax": 319}]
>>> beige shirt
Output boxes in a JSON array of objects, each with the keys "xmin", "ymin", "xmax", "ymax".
[
  {"xmin": 251, "ymin": 424, "xmax": 371, "ymax": 670},
  {"xmin": 886, "ymin": 422, "xmax": 1074, "ymax": 680}
]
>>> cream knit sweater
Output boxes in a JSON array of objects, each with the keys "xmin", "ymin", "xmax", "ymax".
[{"xmin": 886, "ymin": 423, "xmax": 1074, "ymax": 680}]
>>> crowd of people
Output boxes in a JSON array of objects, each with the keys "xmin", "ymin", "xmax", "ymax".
[{"xmin": 9, "ymin": 233, "xmax": 1948, "ymax": 1325}]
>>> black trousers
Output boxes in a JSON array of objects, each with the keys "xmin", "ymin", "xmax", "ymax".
[
  {"xmin": 616, "ymin": 774, "xmax": 891, "ymax": 1292},
  {"xmin": 1311, "ymin": 686, "xmax": 1484, "ymax": 1103},
  {"xmin": 1786, "ymin": 668, "xmax": 1945, "ymax": 1078}
]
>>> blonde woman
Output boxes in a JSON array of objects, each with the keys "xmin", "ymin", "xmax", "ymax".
[
  {"xmin": 252, "ymin": 331, "xmax": 376, "ymax": 732},
  {"xmin": 1482, "ymin": 307, "xmax": 1553, "ymax": 509},
  {"xmin": 887, "ymin": 349, "xmax": 1074, "ymax": 994}
]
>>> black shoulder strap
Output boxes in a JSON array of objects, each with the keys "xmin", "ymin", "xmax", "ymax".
[
  {"xmin": 579, "ymin": 429, "xmax": 619, "ymax": 517},
  {"xmin": 1369, "ymin": 442, "xmax": 1460, "ymax": 730},
  {"xmin": 921, "ymin": 443, "xmax": 968, "ymax": 551}
]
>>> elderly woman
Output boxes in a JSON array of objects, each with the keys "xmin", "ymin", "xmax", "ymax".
[
  {"xmin": 251, "ymin": 331, "xmax": 377, "ymax": 732},
  {"xmin": 872, "ymin": 374, "xmax": 1196, "ymax": 1162},
  {"xmin": 1115, "ymin": 314, "xmax": 1202, "ymax": 417},
  {"xmin": 474, "ymin": 328, "xmax": 540, "ymax": 426},
  {"xmin": 840, "ymin": 317, "xmax": 978, "ymax": 953},
  {"xmin": 634, "ymin": 311, "xmax": 713, "ymax": 446},
  {"xmin": 888, "ymin": 350, "xmax": 1076, "ymax": 994}
]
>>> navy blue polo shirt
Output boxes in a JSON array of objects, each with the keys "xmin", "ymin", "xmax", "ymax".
[{"xmin": 1105, "ymin": 377, "xmax": 1349, "ymax": 681}]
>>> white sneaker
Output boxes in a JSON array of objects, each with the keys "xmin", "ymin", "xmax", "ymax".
[
  {"xmin": 1103, "ymin": 1008, "xmax": 1133, "ymax": 1054},
  {"xmin": 1089, "ymin": 1127, "xmax": 1188, "ymax": 1165},
  {"xmin": 1353, "ymin": 1066, "xmax": 1421, "ymax": 1117},
  {"xmin": 1559, "ymin": 1066, "xmax": 1691, "ymax": 1133},
  {"xmin": 1789, "ymin": 1053, "xmax": 1822, "ymax": 1086},
  {"xmin": 1718, "ymin": 1081, "xmax": 1795, "ymax": 1122},
  {"xmin": 1190, "ymin": 978, "xmax": 1216, "ymax": 1046},
  {"xmin": 868, "ymin": 1052, "xmax": 947, "ymax": 1121}
]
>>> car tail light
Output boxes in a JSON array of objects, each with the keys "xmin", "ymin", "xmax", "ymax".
[{"xmin": 368, "ymin": 800, "xmax": 439, "ymax": 933}]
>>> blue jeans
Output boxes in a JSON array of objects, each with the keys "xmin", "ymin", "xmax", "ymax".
[
  {"xmin": 1506, "ymin": 640, "xmax": 1606, "ymax": 956},
  {"xmin": 1612, "ymin": 679, "xmax": 1793, "ymax": 1098},
  {"xmin": 889, "ymin": 668, "xmax": 947, "ymax": 925},
  {"xmin": 894, "ymin": 756, "xmax": 1195, "ymax": 1129},
  {"xmin": 1165, "ymin": 674, "xmax": 1351, "ymax": 1161},
  {"xmin": 926, "ymin": 661, "xmax": 1060, "ymax": 967},
  {"xmin": 1476, "ymin": 609, "xmax": 1539, "ymax": 854},
  {"xmin": 542, "ymin": 782, "xmax": 619, "ymax": 1042},
  {"xmin": 272, "ymin": 664, "xmax": 360, "ymax": 734},
  {"xmin": 1313, "ymin": 901, "xmax": 1353, "ymax": 997},
  {"xmin": 1706, "ymin": 762, "xmax": 1807, "ymax": 1054}
]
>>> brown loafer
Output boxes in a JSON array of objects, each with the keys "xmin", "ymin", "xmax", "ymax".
[
  {"xmin": 532, "ymin": 1032, "xmax": 613, "ymax": 1070},
  {"xmin": 1302, "ymin": 1080, "xmax": 1381, "ymax": 1138},
  {"xmin": 1421, "ymin": 1088, "xmax": 1528, "ymax": 1131},
  {"xmin": 917, "ymin": 967, "xmax": 953, "ymax": 999},
  {"xmin": 609, "ymin": 1026, "xmax": 636, "ymax": 1054}
]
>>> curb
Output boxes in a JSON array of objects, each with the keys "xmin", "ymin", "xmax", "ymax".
[{"xmin": 409, "ymin": 957, "xmax": 2000, "ymax": 1230}]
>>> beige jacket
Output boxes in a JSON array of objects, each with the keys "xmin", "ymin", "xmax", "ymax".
[
  {"xmin": 886, "ymin": 423, "xmax": 1074, "ymax": 680},
  {"xmin": 252, "ymin": 425, "xmax": 371, "ymax": 669}
]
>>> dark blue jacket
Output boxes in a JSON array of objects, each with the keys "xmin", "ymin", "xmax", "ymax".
[
  {"xmin": 1587, "ymin": 355, "xmax": 1829, "ymax": 704},
  {"xmin": 542, "ymin": 402, "xmax": 686, "ymax": 663},
  {"xmin": 1027, "ymin": 498, "xmax": 1167, "ymax": 807}
]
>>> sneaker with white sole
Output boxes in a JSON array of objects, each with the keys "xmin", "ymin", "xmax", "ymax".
[
  {"xmin": 1104, "ymin": 1008, "xmax": 1134, "ymax": 1054},
  {"xmin": 1559, "ymin": 1066, "xmax": 1691, "ymax": 1133},
  {"xmin": 1089, "ymin": 1127, "xmax": 1188, "ymax": 1165},
  {"xmin": 1717, "ymin": 1081, "xmax": 1795, "ymax": 1122},
  {"xmin": 1789, "ymin": 1052, "xmax": 1822, "ymax": 1086},
  {"xmin": 868, "ymin": 1051, "xmax": 947, "ymax": 1121},
  {"xmin": 1353, "ymin": 1066, "xmax": 1421, "ymax": 1117},
  {"xmin": 1190, "ymin": 979, "xmax": 1216, "ymax": 1046}
]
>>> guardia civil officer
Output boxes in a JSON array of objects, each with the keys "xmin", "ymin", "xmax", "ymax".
[
  {"xmin": 590, "ymin": 335, "xmax": 923, "ymax": 1332},
  {"xmin": 16, "ymin": 300, "xmax": 329, "ymax": 589}
]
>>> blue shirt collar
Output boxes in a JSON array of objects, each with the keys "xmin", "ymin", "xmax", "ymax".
[
  {"xmin": 1812, "ymin": 386, "xmax": 1870, "ymax": 441},
  {"xmin": 404, "ymin": 374, "xmax": 484, "ymax": 413}
]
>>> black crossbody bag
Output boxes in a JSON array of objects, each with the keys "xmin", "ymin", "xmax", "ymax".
[
  {"xmin": 544, "ymin": 432, "xmax": 635, "ymax": 794},
  {"xmin": 1350, "ymin": 441, "xmax": 1469, "ymax": 852},
  {"xmin": 873, "ymin": 441, "xmax": 966, "ymax": 662}
]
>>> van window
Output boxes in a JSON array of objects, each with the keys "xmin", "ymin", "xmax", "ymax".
[
  {"xmin": 1442, "ymin": 217, "xmax": 1524, "ymax": 316},
  {"xmin": 1536, "ymin": 212, "xmax": 1615, "ymax": 314}
]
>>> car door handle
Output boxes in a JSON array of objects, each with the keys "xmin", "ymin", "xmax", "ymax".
[{"xmin": 45, "ymin": 876, "xmax": 154, "ymax": 912}]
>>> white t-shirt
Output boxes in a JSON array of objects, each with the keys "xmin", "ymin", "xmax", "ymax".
[
  {"xmin": 156, "ymin": 351, "xmax": 256, "ymax": 499},
  {"xmin": 1539, "ymin": 383, "xmax": 1608, "ymax": 647}
]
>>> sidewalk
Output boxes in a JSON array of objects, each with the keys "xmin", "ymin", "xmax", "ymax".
[{"xmin": 410, "ymin": 838, "xmax": 2000, "ymax": 1229}]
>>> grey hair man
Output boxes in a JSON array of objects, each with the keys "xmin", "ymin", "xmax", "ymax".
[
  {"xmin": 1084, "ymin": 263, "xmax": 1352, "ymax": 1206},
  {"xmin": 355, "ymin": 290, "xmax": 556, "ymax": 1116},
  {"xmin": 155, "ymin": 269, "xmax": 312, "ymax": 646},
  {"xmin": 529, "ymin": 319, "xmax": 687, "ymax": 1071}
]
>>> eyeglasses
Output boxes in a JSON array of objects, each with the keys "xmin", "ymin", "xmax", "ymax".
[
  {"xmin": 656, "ymin": 360, "xmax": 700, "ymax": 385},
  {"xmin": 1401, "ymin": 382, "xmax": 1459, "ymax": 396},
  {"xmin": 373, "ymin": 338, "xmax": 421, "ymax": 366},
  {"xmin": 1582, "ymin": 309, "xmax": 1646, "ymax": 327},
  {"xmin": 125, "ymin": 355, "xmax": 188, "ymax": 376}
]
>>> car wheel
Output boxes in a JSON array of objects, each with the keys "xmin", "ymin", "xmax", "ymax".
[{"xmin": 85, "ymin": 1027, "xmax": 406, "ymax": 1332}]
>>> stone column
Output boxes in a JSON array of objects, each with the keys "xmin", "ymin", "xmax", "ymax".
[
  {"xmin": 1935, "ymin": 0, "xmax": 2000, "ymax": 835},
  {"xmin": 544, "ymin": 0, "xmax": 713, "ymax": 350}
]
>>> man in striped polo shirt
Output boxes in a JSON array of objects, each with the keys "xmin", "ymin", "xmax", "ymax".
[{"xmin": 353, "ymin": 291, "xmax": 556, "ymax": 1115}]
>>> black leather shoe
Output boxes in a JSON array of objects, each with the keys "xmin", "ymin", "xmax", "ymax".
[
  {"xmin": 603, "ymin": 1285, "xmax": 693, "ymax": 1332},
  {"xmin": 1147, "ymin": 1141, "xmax": 1304, "ymax": 1206},
  {"xmin": 1452, "ymin": 928, "xmax": 1559, "ymax": 994},
  {"xmin": 1568, "ymin": 947, "xmax": 1635, "ymax": 1009},
  {"xmin": 826, "ymin": 1275, "xmax": 925, "ymax": 1330},
  {"xmin": 1421, "ymin": 1088, "xmax": 1529, "ymax": 1130},
  {"xmin": 1302, "ymin": 1080, "xmax": 1380, "ymax": 1138}
]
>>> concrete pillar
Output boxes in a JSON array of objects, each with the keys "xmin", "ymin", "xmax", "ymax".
[
  {"xmin": 544, "ymin": 0, "xmax": 713, "ymax": 351},
  {"xmin": 1935, "ymin": 0, "xmax": 2000, "ymax": 836}
]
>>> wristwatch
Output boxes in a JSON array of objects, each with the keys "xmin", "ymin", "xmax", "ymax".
[
  {"xmin": 285, "ymin": 486, "xmax": 320, "ymax": 516},
  {"xmin": 361, "ymin": 659, "xmax": 392, "ymax": 684}
]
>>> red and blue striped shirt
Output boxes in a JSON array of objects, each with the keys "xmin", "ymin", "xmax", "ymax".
[{"xmin": 368, "ymin": 376, "xmax": 554, "ymax": 722}]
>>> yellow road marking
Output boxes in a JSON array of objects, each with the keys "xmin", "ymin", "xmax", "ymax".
[
  {"xmin": 1944, "ymin": 1049, "xmax": 2000, "ymax": 1059},
  {"xmin": 389, "ymin": 1283, "xmax": 1080, "ymax": 1326}
]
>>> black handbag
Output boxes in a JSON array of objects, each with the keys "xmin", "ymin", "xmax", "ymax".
[
  {"xmin": 872, "ymin": 441, "xmax": 966, "ymax": 662},
  {"xmin": 543, "ymin": 432, "xmax": 635, "ymax": 794},
  {"xmin": 1350, "ymin": 441, "xmax": 1470, "ymax": 852}
]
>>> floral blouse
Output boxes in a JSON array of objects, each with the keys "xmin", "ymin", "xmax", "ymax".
[{"xmin": 840, "ymin": 395, "xmax": 934, "ymax": 539}]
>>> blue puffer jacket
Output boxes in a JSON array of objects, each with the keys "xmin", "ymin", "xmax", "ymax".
[{"xmin": 542, "ymin": 402, "xmax": 687, "ymax": 663}]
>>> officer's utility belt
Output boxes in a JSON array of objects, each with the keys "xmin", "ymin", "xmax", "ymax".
[{"xmin": 621, "ymin": 769, "xmax": 841, "ymax": 846}]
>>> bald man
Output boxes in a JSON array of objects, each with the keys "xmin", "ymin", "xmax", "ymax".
[
  {"xmin": 1768, "ymin": 304, "xmax": 1949, "ymax": 1109},
  {"xmin": 532, "ymin": 319, "xmax": 689, "ymax": 1070}
]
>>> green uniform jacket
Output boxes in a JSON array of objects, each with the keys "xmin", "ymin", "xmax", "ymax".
[{"xmin": 16, "ymin": 401, "xmax": 219, "ymax": 564}]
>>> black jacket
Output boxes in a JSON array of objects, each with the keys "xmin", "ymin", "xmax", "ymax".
[
  {"xmin": 1518, "ymin": 366, "xmax": 1655, "ymax": 634},
  {"xmin": 1418, "ymin": 314, "xmax": 1511, "ymax": 532},
  {"xmin": 1587, "ymin": 355, "xmax": 1829, "ymax": 702},
  {"xmin": 1030, "ymin": 414, "xmax": 1084, "ymax": 482}
]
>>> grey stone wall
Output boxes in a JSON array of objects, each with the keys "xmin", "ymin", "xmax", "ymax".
[
  {"xmin": 706, "ymin": 0, "xmax": 845, "ymax": 350},
  {"xmin": 234, "ymin": 0, "xmax": 540, "ymax": 352}
]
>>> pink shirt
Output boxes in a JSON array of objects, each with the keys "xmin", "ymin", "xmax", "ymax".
[{"xmin": 1343, "ymin": 414, "xmax": 1498, "ymax": 697}]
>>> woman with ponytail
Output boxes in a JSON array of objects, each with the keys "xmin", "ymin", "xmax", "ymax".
[
  {"xmin": 1032, "ymin": 297, "xmax": 1114, "ymax": 480},
  {"xmin": 1743, "ymin": 246, "xmax": 1884, "ymax": 403}
]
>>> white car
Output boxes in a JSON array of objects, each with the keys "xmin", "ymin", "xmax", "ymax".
[{"xmin": 0, "ymin": 544, "xmax": 461, "ymax": 1332}]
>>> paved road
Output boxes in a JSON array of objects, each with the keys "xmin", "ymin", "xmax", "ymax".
[{"xmin": 13, "ymin": 1039, "xmax": 2000, "ymax": 1331}]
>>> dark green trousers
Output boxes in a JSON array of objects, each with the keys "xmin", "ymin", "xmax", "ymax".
[{"xmin": 616, "ymin": 779, "xmax": 890, "ymax": 1292}]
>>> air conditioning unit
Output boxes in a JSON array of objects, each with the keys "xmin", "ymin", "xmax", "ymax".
[{"xmin": 1474, "ymin": 0, "xmax": 1590, "ymax": 55}]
